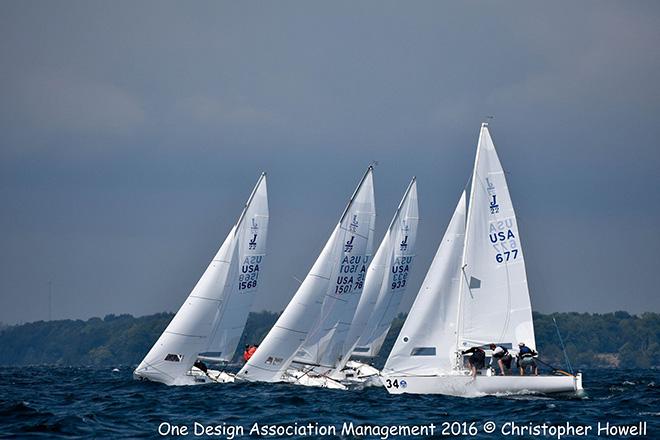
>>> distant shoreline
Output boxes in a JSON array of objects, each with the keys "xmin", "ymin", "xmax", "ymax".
[{"xmin": 1, "ymin": 310, "xmax": 657, "ymax": 369}]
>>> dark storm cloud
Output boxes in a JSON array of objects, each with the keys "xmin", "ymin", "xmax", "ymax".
[{"xmin": 1, "ymin": 1, "xmax": 659, "ymax": 323}]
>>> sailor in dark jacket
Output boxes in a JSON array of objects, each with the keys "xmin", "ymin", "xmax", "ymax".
[
  {"xmin": 462, "ymin": 346, "xmax": 486, "ymax": 378},
  {"xmin": 517, "ymin": 342, "xmax": 539, "ymax": 376}
]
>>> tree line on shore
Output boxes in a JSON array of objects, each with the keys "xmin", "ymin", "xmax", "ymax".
[{"xmin": 0, "ymin": 311, "xmax": 657, "ymax": 369}]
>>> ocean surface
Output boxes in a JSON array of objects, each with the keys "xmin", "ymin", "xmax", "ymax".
[{"xmin": 0, "ymin": 367, "xmax": 657, "ymax": 439}]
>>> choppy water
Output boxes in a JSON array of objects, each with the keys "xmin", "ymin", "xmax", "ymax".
[{"xmin": 0, "ymin": 367, "xmax": 658, "ymax": 439}]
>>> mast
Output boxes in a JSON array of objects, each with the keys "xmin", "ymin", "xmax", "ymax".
[{"xmin": 454, "ymin": 123, "xmax": 487, "ymax": 368}]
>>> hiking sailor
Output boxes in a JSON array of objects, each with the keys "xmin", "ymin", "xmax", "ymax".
[
  {"xmin": 462, "ymin": 346, "xmax": 486, "ymax": 378},
  {"xmin": 489, "ymin": 343, "xmax": 513, "ymax": 375},
  {"xmin": 243, "ymin": 344, "xmax": 258, "ymax": 362},
  {"xmin": 517, "ymin": 342, "xmax": 539, "ymax": 376},
  {"xmin": 193, "ymin": 359, "xmax": 208, "ymax": 374}
]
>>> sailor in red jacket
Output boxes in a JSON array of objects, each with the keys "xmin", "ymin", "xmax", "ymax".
[{"xmin": 243, "ymin": 344, "xmax": 257, "ymax": 362}]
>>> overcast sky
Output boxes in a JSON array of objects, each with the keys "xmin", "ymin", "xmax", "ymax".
[{"xmin": 1, "ymin": 1, "xmax": 659, "ymax": 324}]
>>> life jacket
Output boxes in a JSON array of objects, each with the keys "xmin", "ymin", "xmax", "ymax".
[
  {"xmin": 519, "ymin": 346, "xmax": 534, "ymax": 358},
  {"xmin": 471, "ymin": 347, "xmax": 485, "ymax": 362},
  {"xmin": 193, "ymin": 360, "xmax": 208, "ymax": 373},
  {"xmin": 492, "ymin": 346, "xmax": 509, "ymax": 359},
  {"xmin": 243, "ymin": 345, "xmax": 257, "ymax": 362}
]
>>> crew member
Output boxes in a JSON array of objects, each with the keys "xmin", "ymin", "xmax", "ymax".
[
  {"xmin": 193, "ymin": 359, "xmax": 208, "ymax": 373},
  {"xmin": 462, "ymin": 346, "xmax": 486, "ymax": 378},
  {"xmin": 243, "ymin": 344, "xmax": 257, "ymax": 362},
  {"xmin": 517, "ymin": 342, "xmax": 539, "ymax": 376},
  {"xmin": 489, "ymin": 343, "xmax": 513, "ymax": 375}
]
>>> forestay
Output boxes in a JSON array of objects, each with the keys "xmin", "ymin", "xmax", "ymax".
[
  {"xmin": 458, "ymin": 124, "xmax": 535, "ymax": 351},
  {"xmin": 237, "ymin": 167, "xmax": 375, "ymax": 382},
  {"xmin": 383, "ymin": 192, "xmax": 466, "ymax": 375},
  {"xmin": 134, "ymin": 173, "xmax": 268, "ymax": 385},
  {"xmin": 345, "ymin": 177, "xmax": 419, "ymax": 362}
]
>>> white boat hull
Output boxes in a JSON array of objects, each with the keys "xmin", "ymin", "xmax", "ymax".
[
  {"xmin": 133, "ymin": 367, "xmax": 236, "ymax": 385},
  {"xmin": 336, "ymin": 361, "xmax": 382, "ymax": 387},
  {"xmin": 283, "ymin": 369, "xmax": 347, "ymax": 390},
  {"xmin": 193, "ymin": 368, "xmax": 236, "ymax": 384},
  {"xmin": 380, "ymin": 372, "xmax": 583, "ymax": 397},
  {"xmin": 280, "ymin": 361, "xmax": 383, "ymax": 390}
]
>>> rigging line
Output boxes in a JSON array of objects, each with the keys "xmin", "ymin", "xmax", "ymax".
[
  {"xmin": 516, "ymin": 211, "xmax": 548, "ymax": 347},
  {"xmin": 553, "ymin": 316, "xmax": 575, "ymax": 375}
]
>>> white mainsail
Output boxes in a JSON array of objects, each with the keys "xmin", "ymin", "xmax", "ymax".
[
  {"xmin": 383, "ymin": 191, "xmax": 465, "ymax": 375},
  {"xmin": 458, "ymin": 124, "xmax": 535, "ymax": 351},
  {"xmin": 134, "ymin": 173, "xmax": 268, "ymax": 385},
  {"xmin": 237, "ymin": 167, "xmax": 375, "ymax": 382},
  {"xmin": 344, "ymin": 177, "xmax": 419, "ymax": 362}
]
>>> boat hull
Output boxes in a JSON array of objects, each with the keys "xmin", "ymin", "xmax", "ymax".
[
  {"xmin": 133, "ymin": 368, "xmax": 236, "ymax": 386},
  {"xmin": 380, "ymin": 372, "xmax": 583, "ymax": 397},
  {"xmin": 283, "ymin": 369, "xmax": 347, "ymax": 390},
  {"xmin": 280, "ymin": 361, "xmax": 383, "ymax": 389},
  {"xmin": 336, "ymin": 361, "xmax": 382, "ymax": 387}
]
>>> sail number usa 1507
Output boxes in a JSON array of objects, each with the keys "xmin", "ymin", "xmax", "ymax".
[{"xmin": 335, "ymin": 255, "xmax": 367, "ymax": 295}]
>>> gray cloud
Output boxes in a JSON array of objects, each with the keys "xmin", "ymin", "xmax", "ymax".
[{"xmin": 0, "ymin": 1, "xmax": 658, "ymax": 324}]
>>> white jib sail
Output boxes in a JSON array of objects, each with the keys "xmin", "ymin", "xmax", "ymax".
[
  {"xmin": 134, "ymin": 173, "xmax": 268, "ymax": 385},
  {"xmin": 237, "ymin": 167, "xmax": 375, "ymax": 382},
  {"xmin": 383, "ymin": 191, "xmax": 466, "ymax": 375},
  {"xmin": 458, "ymin": 123, "xmax": 535, "ymax": 352},
  {"xmin": 345, "ymin": 177, "xmax": 419, "ymax": 362}
]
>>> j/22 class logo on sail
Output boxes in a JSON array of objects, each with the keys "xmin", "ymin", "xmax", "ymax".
[
  {"xmin": 486, "ymin": 178, "xmax": 499, "ymax": 214},
  {"xmin": 248, "ymin": 218, "xmax": 259, "ymax": 250}
]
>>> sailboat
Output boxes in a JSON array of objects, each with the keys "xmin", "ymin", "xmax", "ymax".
[
  {"xmin": 380, "ymin": 124, "xmax": 583, "ymax": 396},
  {"xmin": 236, "ymin": 167, "xmax": 376, "ymax": 389},
  {"xmin": 133, "ymin": 173, "xmax": 268, "ymax": 386},
  {"xmin": 333, "ymin": 177, "xmax": 419, "ymax": 386}
]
